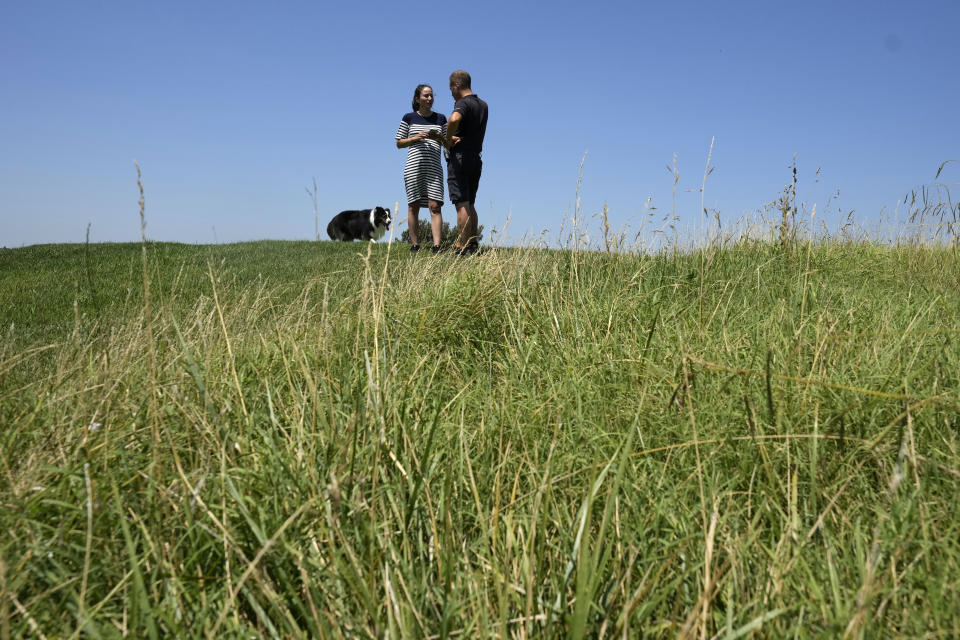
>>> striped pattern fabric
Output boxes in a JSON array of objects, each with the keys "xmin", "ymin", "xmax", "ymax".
[{"xmin": 396, "ymin": 111, "xmax": 447, "ymax": 206}]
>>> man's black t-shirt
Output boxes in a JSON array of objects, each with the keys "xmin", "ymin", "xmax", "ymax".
[{"xmin": 452, "ymin": 94, "xmax": 488, "ymax": 155}]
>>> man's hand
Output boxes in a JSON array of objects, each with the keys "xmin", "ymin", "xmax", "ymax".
[{"xmin": 439, "ymin": 135, "xmax": 460, "ymax": 150}]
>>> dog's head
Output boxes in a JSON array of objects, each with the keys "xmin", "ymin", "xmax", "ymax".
[{"xmin": 372, "ymin": 206, "xmax": 392, "ymax": 230}]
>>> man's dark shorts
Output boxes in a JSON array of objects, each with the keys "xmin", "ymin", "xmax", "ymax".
[{"xmin": 447, "ymin": 151, "xmax": 482, "ymax": 205}]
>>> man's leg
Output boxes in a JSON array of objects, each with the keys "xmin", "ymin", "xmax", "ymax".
[
  {"xmin": 464, "ymin": 161, "xmax": 481, "ymax": 246},
  {"xmin": 455, "ymin": 201, "xmax": 471, "ymax": 247},
  {"xmin": 466, "ymin": 202, "xmax": 479, "ymax": 245}
]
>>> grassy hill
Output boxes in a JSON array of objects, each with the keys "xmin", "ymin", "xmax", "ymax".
[{"xmin": 2, "ymin": 239, "xmax": 959, "ymax": 638}]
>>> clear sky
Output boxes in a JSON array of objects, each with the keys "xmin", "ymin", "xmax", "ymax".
[{"xmin": 2, "ymin": 0, "xmax": 958, "ymax": 247}]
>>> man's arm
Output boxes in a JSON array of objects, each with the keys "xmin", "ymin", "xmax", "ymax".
[{"xmin": 442, "ymin": 111, "xmax": 461, "ymax": 149}]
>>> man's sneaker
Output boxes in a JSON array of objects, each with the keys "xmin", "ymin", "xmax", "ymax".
[
  {"xmin": 455, "ymin": 241, "xmax": 479, "ymax": 257},
  {"xmin": 431, "ymin": 244, "xmax": 443, "ymax": 254},
  {"xmin": 410, "ymin": 244, "xmax": 421, "ymax": 253}
]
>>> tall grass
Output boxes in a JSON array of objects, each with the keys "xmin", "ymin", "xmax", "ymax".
[{"xmin": 1, "ymin": 229, "xmax": 959, "ymax": 637}]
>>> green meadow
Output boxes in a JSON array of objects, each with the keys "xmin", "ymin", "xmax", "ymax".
[{"xmin": 1, "ymin": 235, "xmax": 959, "ymax": 638}]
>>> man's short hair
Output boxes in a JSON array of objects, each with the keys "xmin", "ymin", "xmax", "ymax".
[{"xmin": 449, "ymin": 70, "xmax": 471, "ymax": 89}]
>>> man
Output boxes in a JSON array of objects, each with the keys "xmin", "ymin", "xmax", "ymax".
[{"xmin": 435, "ymin": 70, "xmax": 488, "ymax": 256}]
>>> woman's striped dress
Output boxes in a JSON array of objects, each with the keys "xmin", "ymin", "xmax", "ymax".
[{"xmin": 396, "ymin": 111, "xmax": 447, "ymax": 206}]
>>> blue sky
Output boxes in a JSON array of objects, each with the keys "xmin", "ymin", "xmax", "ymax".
[{"xmin": 2, "ymin": 0, "xmax": 958, "ymax": 247}]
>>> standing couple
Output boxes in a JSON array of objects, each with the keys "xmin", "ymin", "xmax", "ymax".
[{"xmin": 395, "ymin": 70, "xmax": 488, "ymax": 256}]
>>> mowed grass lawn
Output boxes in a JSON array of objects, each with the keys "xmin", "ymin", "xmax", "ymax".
[{"xmin": 1, "ymin": 239, "xmax": 959, "ymax": 638}]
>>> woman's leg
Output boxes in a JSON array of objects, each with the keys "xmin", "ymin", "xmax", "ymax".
[
  {"xmin": 428, "ymin": 200, "xmax": 443, "ymax": 246},
  {"xmin": 407, "ymin": 202, "xmax": 421, "ymax": 245}
]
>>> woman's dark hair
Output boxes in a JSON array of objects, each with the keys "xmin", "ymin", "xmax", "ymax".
[{"xmin": 412, "ymin": 84, "xmax": 432, "ymax": 111}]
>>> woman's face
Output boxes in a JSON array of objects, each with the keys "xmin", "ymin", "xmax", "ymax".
[{"xmin": 418, "ymin": 87, "xmax": 434, "ymax": 112}]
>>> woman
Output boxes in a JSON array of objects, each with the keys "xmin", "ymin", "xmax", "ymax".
[{"xmin": 395, "ymin": 84, "xmax": 447, "ymax": 253}]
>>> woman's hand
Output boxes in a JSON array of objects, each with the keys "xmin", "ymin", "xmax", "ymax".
[{"xmin": 398, "ymin": 131, "xmax": 432, "ymax": 148}]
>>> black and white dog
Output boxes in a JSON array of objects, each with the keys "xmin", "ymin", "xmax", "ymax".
[{"xmin": 326, "ymin": 206, "xmax": 392, "ymax": 242}]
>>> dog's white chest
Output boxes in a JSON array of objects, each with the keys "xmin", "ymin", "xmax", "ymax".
[{"xmin": 369, "ymin": 208, "xmax": 387, "ymax": 241}]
